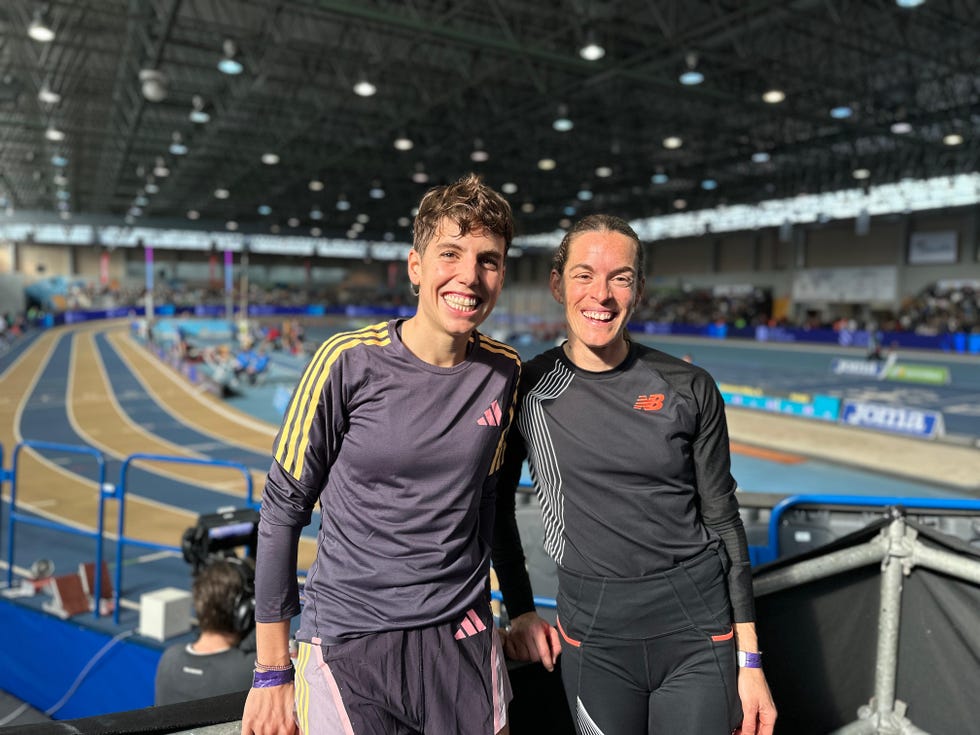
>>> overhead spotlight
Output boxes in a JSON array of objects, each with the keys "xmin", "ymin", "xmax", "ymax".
[
  {"xmin": 257, "ymin": 204, "xmax": 272, "ymax": 215},
  {"xmin": 356, "ymin": 213, "xmax": 370, "ymax": 224},
  {"xmin": 662, "ymin": 136, "xmax": 683, "ymax": 149},
  {"xmin": 890, "ymin": 121, "xmax": 912, "ymax": 134},
  {"xmin": 411, "ymin": 163, "xmax": 429, "ymax": 184},
  {"xmin": 895, "ymin": 0, "xmax": 925, "ymax": 7},
  {"xmin": 470, "ymin": 139, "xmax": 489, "ymax": 162},
  {"xmin": 942, "ymin": 133, "xmax": 963, "ymax": 146},
  {"xmin": 852, "ymin": 168, "xmax": 871, "ymax": 180},
  {"xmin": 578, "ymin": 31, "xmax": 605, "ymax": 61},
  {"xmin": 336, "ymin": 195, "xmax": 351, "ymax": 211},
  {"xmin": 397, "ymin": 216, "xmax": 411, "ymax": 227},
  {"xmin": 353, "ymin": 76, "xmax": 377, "ymax": 97},
  {"xmin": 169, "ymin": 131, "xmax": 188, "ymax": 155},
  {"xmin": 44, "ymin": 125, "xmax": 65, "ymax": 142},
  {"xmin": 701, "ymin": 178, "xmax": 718, "ymax": 190},
  {"xmin": 830, "ymin": 105, "xmax": 853, "ymax": 119},
  {"xmin": 311, "ymin": 227, "xmax": 322, "ymax": 237},
  {"xmin": 595, "ymin": 166, "xmax": 612, "ymax": 178},
  {"xmin": 37, "ymin": 82, "xmax": 61, "ymax": 105},
  {"xmin": 520, "ymin": 202, "xmax": 535, "ymax": 213},
  {"xmin": 310, "ymin": 207, "xmax": 323, "ymax": 220},
  {"xmin": 28, "ymin": 7, "xmax": 55, "ymax": 43},
  {"xmin": 144, "ymin": 180, "xmax": 159, "ymax": 194},
  {"xmin": 369, "ymin": 181, "xmax": 385, "ymax": 199},
  {"xmin": 53, "ymin": 173, "xmax": 68, "ymax": 186},
  {"xmin": 537, "ymin": 158, "xmax": 557, "ymax": 171},
  {"xmin": 751, "ymin": 151, "xmax": 771, "ymax": 163},
  {"xmin": 218, "ymin": 39, "xmax": 244, "ymax": 75},
  {"xmin": 153, "ymin": 157, "xmax": 170, "ymax": 177},
  {"xmin": 577, "ymin": 188, "xmax": 593, "ymax": 201},
  {"xmin": 51, "ymin": 154, "xmax": 68, "ymax": 167},
  {"xmin": 501, "ymin": 182, "xmax": 518, "ymax": 194},
  {"xmin": 261, "ymin": 152, "xmax": 280, "ymax": 165},
  {"xmin": 651, "ymin": 172, "xmax": 669, "ymax": 184},
  {"xmin": 393, "ymin": 134, "xmax": 414, "ymax": 151},
  {"xmin": 189, "ymin": 95, "xmax": 211, "ymax": 124},
  {"xmin": 762, "ymin": 89, "xmax": 786, "ymax": 104},
  {"xmin": 214, "ymin": 188, "xmax": 230, "ymax": 199},
  {"xmin": 186, "ymin": 209, "xmax": 200, "ymax": 220},
  {"xmin": 673, "ymin": 198, "xmax": 687, "ymax": 210},
  {"xmin": 552, "ymin": 104, "xmax": 573, "ymax": 132},
  {"xmin": 139, "ymin": 69, "xmax": 168, "ymax": 103},
  {"xmin": 226, "ymin": 220, "xmax": 238, "ymax": 231},
  {"xmin": 308, "ymin": 178, "xmax": 325, "ymax": 192},
  {"xmin": 678, "ymin": 52, "xmax": 704, "ymax": 86},
  {"xmin": 287, "ymin": 217, "xmax": 300, "ymax": 228}
]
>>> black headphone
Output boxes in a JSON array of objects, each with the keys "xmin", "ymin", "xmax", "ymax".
[{"xmin": 225, "ymin": 556, "xmax": 256, "ymax": 635}]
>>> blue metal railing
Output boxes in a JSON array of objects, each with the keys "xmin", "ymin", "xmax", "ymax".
[
  {"xmin": 113, "ymin": 453, "xmax": 255, "ymax": 623},
  {"xmin": 5, "ymin": 441, "xmax": 111, "ymax": 617},
  {"xmin": 752, "ymin": 493, "xmax": 980, "ymax": 565}
]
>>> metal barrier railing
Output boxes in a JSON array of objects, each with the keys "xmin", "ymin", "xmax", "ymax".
[
  {"xmin": 5, "ymin": 440, "xmax": 111, "ymax": 617},
  {"xmin": 2, "ymin": 442, "xmax": 256, "ymax": 624},
  {"xmin": 113, "ymin": 452, "xmax": 255, "ymax": 624},
  {"xmin": 755, "ymin": 493, "xmax": 980, "ymax": 565}
]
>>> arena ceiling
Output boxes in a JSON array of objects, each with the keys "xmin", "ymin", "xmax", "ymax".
[{"xmin": 0, "ymin": 0, "xmax": 977, "ymax": 243}]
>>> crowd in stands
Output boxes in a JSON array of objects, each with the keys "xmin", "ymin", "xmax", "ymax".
[{"xmin": 10, "ymin": 276, "xmax": 980, "ymax": 342}]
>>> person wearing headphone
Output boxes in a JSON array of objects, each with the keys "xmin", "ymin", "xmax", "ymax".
[{"xmin": 155, "ymin": 557, "xmax": 257, "ymax": 706}]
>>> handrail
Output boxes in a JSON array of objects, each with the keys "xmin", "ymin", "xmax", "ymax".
[
  {"xmin": 762, "ymin": 493, "xmax": 980, "ymax": 562},
  {"xmin": 113, "ymin": 453, "xmax": 256, "ymax": 624},
  {"xmin": 5, "ymin": 440, "xmax": 110, "ymax": 618}
]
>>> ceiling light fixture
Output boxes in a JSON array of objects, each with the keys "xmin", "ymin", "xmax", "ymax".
[
  {"xmin": 356, "ymin": 213, "xmax": 370, "ymax": 224},
  {"xmin": 673, "ymin": 198, "xmax": 687, "ymax": 209},
  {"xmin": 942, "ymin": 133, "xmax": 963, "ymax": 146},
  {"xmin": 895, "ymin": 0, "xmax": 925, "ymax": 7},
  {"xmin": 153, "ymin": 157, "xmax": 170, "ymax": 177},
  {"xmin": 412, "ymin": 163, "xmax": 429, "ymax": 184},
  {"xmin": 144, "ymin": 180, "xmax": 159, "ymax": 194},
  {"xmin": 218, "ymin": 39, "xmax": 244, "ymax": 75},
  {"xmin": 257, "ymin": 205, "xmax": 272, "ymax": 215},
  {"xmin": 37, "ymin": 82, "xmax": 60, "ymax": 105},
  {"xmin": 398, "ymin": 216, "xmax": 411, "ymax": 227},
  {"xmin": 287, "ymin": 217, "xmax": 300, "ymax": 228},
  {"xmin": 537, "ymin": 158, "xmax": 557, "ymax": 171},
  {"xmin": 393, "ymin": 134, "xmax": 414, "ymax": 151},
  {"xmin": 577, "ymin": 188, "xmax": 594, "ymax": 201},
  {"xmin": 261, "ymin": 152, "xmax": 280, "ymax": 165},
  {"xmin": 470, "ymin": 139, "xmax": 489, "ymax": 162},
  {"xmin": 501, "ymin": 182, "xmax": 518, "ymax": 194},
  {"xmin": 336, "ymin": 195, "xmax": 351, "ymax": 211},
  {"xmin": 678, "ymin": 52, "xmax": 704, "ymax": 86},
  {"xmin": 353, "ymin": 76, "xmax": 377, "ymax": 97},
  {"xmin": 138, "ymin": 69, "xmax": 168, "ymax": 103},
  {"xmin": 214, "ymin": 188, "xmax": 229, "ymax": 199},
  {"xmin": 595, "ymin": 166, "xmax": 612, "ymax": 178},
  {"xmin": 311, "ymin": 227, "xmax": 322, "ymax": 237},
  {"xmin": 44, "ymin": 125, "xmax": 65, "ymax": 142},
  {"xmin": 169, "ymin": 132, "xmax": 188, "ymax": 155},
  {"xmin": 186, "ymin": 209, "xmax": 200, "ymax": 220},
  {"xmin": 762, "ymin": 89, "xmax": 785, "ymax": 104},
  {"xmin": 890, "ymin": 121, "xmax": 912, "ymax": 134},
  {"xmin": 579, "ymin": 31, "xmax": 605, "ymax": 61},
  {"xmin": 662, "ymin": 136, "xmax": 683, "ymax": 149},
  {"xmin": 369, "ymin": 181, "xmax": 386, "ymax": 199},
  {"xmin": 752, "ymin": 151, "xmax": 771, "ymax": 163},
  {"xmin": 701, "ymin": 178, "xmax": 718, "ymax": 190},
  {"xmin": 830, "ymin": 105, "xmax": 853, "ymax": 119},
  {"xmin": 651, "ymin": 172, "xmax": 669, "ymax": 184},
  {"xmin": 310, "ymin": 207, "xmax": 323, "ymax": 220},
  {"xmin": 552, "ymin": 104, "xmax": 573, "ymax": 132},
  {"xmin": 189, "ymin": 95, "xmax": 211, "ymax": 124},
  {"xmin": 852, "ymin": 168, "xmax": 871, "ymax": 179},
  {"xmin": 28, "ymin": 8, "xmax": 55, "ymax": 43},
  {"xmin": 520, "ymin": 202, "xmax": 535, "ymax": 213},
  {"xmin": 51, "ymin": 154, "xmax": 68, "ymax": 167},
  {"xmin": 308, "ymin": 179, "xmax": 325, "ymax": 192},
  {"xmin": 226, "ymin": 221, "xmax": 238, "ymax": 231}
]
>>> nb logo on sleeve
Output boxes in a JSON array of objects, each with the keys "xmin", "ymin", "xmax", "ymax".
[{"xmin": 633, "ymin": 394, "xmax": 665, "ymax": 411}]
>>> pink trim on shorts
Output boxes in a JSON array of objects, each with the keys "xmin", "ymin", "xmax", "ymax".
[
  {"xmin": 296, "ymin": 640, "xmax": 356, "ymax": 735},
  {"xmin": 491, "ymin": 627, "xmax": 512, "ymax": 733}
]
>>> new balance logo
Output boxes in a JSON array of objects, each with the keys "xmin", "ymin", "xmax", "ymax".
[
  {"xmin": 477, "ymin": 399, "xmax": 503, "ymax": 426},
  {"xmin": 454, "ymin": 608, "xmax": 488, "ymax": 640},
  {"xmin": 633, "ymin": 394, "xmax": 665, "ymax": 411}
]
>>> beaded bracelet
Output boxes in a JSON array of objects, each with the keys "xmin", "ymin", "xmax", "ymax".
[
  {"xmin": 252, "ymin": 668, "xmax": 295, "ymax": 688},
  {"xmin": 254, "ymin": 660, "xmax": 294, "ymax": 672}
]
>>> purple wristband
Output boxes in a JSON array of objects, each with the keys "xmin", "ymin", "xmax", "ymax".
[
  {"xmin": 737, "ymin": 651, "xmax": 763, "ymax": 669},
  {"xmin": 252, "ymin": 667, "xmax": 295, "ymax": 688}
]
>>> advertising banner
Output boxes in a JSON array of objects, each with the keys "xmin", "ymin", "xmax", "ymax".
[{"xmin": 840, "ymin": 401, "xmax": 944, "ymax": 438}]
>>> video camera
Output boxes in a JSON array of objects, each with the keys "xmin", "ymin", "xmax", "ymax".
[{"xmin": 180, "ymin": 507, "xmax": 259, "ymax": 575}]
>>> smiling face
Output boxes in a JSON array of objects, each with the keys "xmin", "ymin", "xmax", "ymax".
[
  {"xmin": 407, "ymin": 217, "xmax": 507, "ymax": 347},
  {"xmin": 551, "ymin": 228, "xmax": 643, "ymax": 371}
]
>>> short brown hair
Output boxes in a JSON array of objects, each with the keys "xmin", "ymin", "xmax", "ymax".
[
  {"xmin": 552, "ymin": 214, "xmax": 644, "ymax": 276},
  {"xmin": 192, "ymin": 559, "xmax": 252, "ymax": 635},
  {"xmin": 413, "ymin": 173, "xmax": 514, "ymax": 255}
]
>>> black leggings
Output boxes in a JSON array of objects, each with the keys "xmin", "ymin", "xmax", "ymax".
[{"xmin": 555, "ymin": 547, "xmax": 742, "ymax": 735}]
